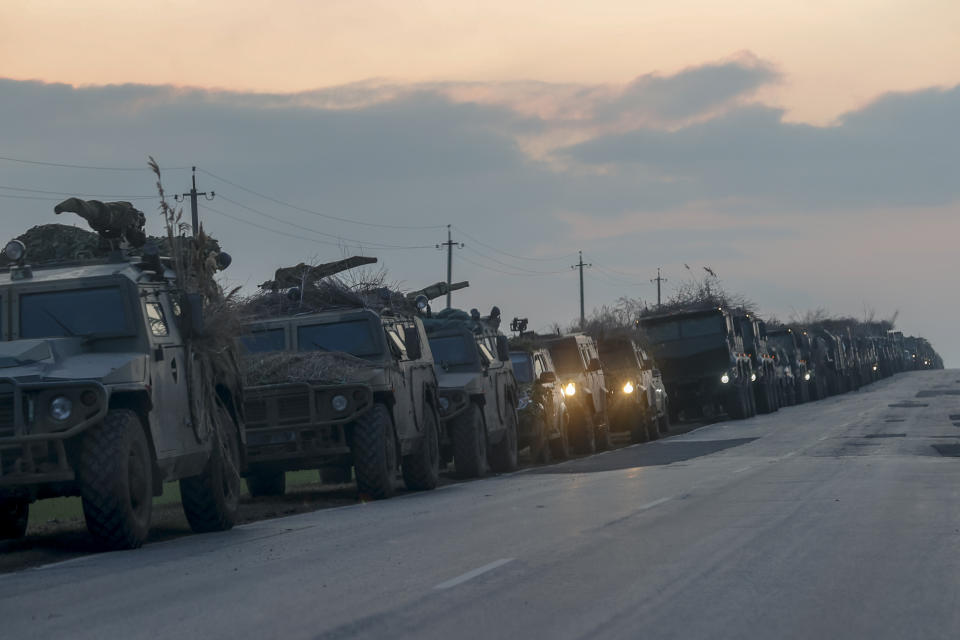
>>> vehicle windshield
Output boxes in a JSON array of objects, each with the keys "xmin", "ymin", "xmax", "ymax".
[
  {"xmin": 19, "ymin": 287, "xmax": 131, "ymax": 339},
  {"xmin": 549, "ymin": 340, "xmax": 583, "ymax": 374},
  {"xmin": 644, "ymin": 315, "xmax": 724, "ymax": 342},
  {"xmin": 240, "ymin": 328, "xmax": 286, "ymax": 354},
  {"xmin": 510, "ymin": 353, "xmax": 534, "ymax": 383},
  {"xmin": 428, "ymin": 334, "xmax": 476, "ymax": 367},
  {"xmin": 297, "ymin": 319, "xmax": 382, "ymax": 359},
  {"xmin": 768, "ymin": 333, "xmax": 794, "ymax": 352},
  {"xmin": 598, "ymin": 344, "xmax": 637, "ymax": 370}
]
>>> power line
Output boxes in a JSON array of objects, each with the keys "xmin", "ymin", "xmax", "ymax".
[
  {"xmin": 591, "ymin": 263, "xmax": 647, "ymax": 286},
  {"xmin": 198, "ymin": 168, "xmax": 445, "ymax": 231},
  {"xmin": 462, "ymin": 245, "xmax": 569, "ymax": 275},
  {"xmin": 216, "ymin": 194, "xmax": 435, "ymax": 250},
  {"xmin": 457, "ymin": 253, "xmax": 564, "ymax": 277},
  {"xmin": 451, "ymin": 224, "xmax": 578, "ymax": 262},
  {"xmin": 0, "ymin": 185, "xmax": 156, "ymax": 200},
  {"xmin": 0, "ymin": 154, "xmax": 189, "ymax": 172}
]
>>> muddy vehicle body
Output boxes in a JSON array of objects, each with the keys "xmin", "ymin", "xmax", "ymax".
[
  {"xmin": 425, "ymin": 311, "xmax": 519, "ymax": 477},
  {"xmin": 0, "ymin": 246, "xmax": 243, "ymax": 548},
  {"xmin": 509, "ymin": 348, "xmax": 569, "ymax": 461},
  {"xmin": 597, "ymin": 337, "xmax": 668, "ymax": 442},
  {"xmin": 544, "ymin": 334, "xmax": 611, "ymax": 453},
  {"xmin": 733, "ymin": 314, "xmax": 780, "ymax": 414},
  {"xmin": 241, "ymin": 308, "xmax": 441, "ymax": 498},
  {"xmin": 640, "ymin": 308, "xmax": 755, "ymax": 421},
  {"xmin": 767, "ymin": 328, "xmax": 811, "ymax": 404}
]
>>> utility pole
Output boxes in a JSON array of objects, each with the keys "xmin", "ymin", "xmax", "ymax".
[
  {"xmin": 436, "ymin": 225, "xmax": 463, "ymax": 309},
  {"xmin": 175, "ymin": 166, "xmax": 215, "ymax": 237},
  {"xmin": 571, "ymin": 250, "xmax": 592, "ymax": 329},
  {"xmin": 651, "ymin": 267, "xmax": 668, "ymax": 309}
]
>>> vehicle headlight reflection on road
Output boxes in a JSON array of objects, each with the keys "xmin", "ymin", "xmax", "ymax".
[
  {"xmin": 622, "ymin": 382, "xmax": 634, "ymax": 394},
  {"xmin": 721, "ymin": 374, "xmax": 730, "ymax": 384},
  {"xmin": 563, "ymin": 382, "xmax": 576, "ymax": 396}
]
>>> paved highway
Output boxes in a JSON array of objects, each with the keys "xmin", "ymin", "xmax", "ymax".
[{"xmin": 3, "ymin": 370, "xmax": 959, "ymax": 639}]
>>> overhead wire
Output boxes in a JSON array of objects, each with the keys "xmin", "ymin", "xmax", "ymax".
[
  {"xmin": 452, "ymin": 224, "xmax": 578, "ymax": 262},
  {"xmin": 0, "ymin": 185, "xmax": 156, "ymax": 200},
  {"xmin": 0, "ymin": 154, "xmax": 189, "ymax": 172},
  {"xmin": 461, "ymin": 245, "xmax": 570, "ymax": 275}
]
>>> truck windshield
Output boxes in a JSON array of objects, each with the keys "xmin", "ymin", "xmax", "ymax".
[
  {"xmin": 549, "ymin": 340, "xmax": 583, "ymax": 374},
  {"xmin": 240, "ymin": 328, "xmax": 286, "ymax": 353},
  {"xmin": 510, "ymin": 353, "xmax": 534, "ymax": 383},
  {"xmin": 768, "ymin": 334, "xmax": 794, "ymax": 352},
  {"xmin": 428, "ymin": 334, "xmax": 475, "ymax": 367},
  {"xmin": 598, "ymin": 347, "xmax": 637, "ymax": 371},
  {"xmin": 20, "ymin": 287, "xmax": 131, "ymax": 339},
  {"xmin": 645, "ymin": 316, "xmax": 724, "ymax": 342},
  {"xmin": 297, "ymin": 319, "xmax": 382, "ymax": 358}
]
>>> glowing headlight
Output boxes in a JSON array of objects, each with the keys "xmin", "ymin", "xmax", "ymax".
[
  {"xmin": 622, "ymin": 382, "xmax": 634, "ymax": 394},
  {"xmin": 804, "ymin": 372, "xmax": 811, "ymax": 381},
  {"xmin": 4, "ymin": 240, "xmax": 25, "ymax": 262},
  {"xmin": 750, "ymin": 373, "xmax": 757, "ymax": 382},
  {"xmin": 564, "ymin": 382, "xmax": 576, "ymax": 396},
  {"xmin": 439, "ymin": 397, "xmax": 450, "ymax": 411},
  {"xmin": 49, "ymin": 396, "xmax": 73, "ymax": 421},
  {"xmin": 872, "ymin": 365, "xmax": 878, "ymax": 371},
  {"xmin": 331, "ymin": 395, "xmax": 348, "ymax": 412},
  {"xmin": 720, "ymin": 373, "xmax": 730, "ymax": 384}
]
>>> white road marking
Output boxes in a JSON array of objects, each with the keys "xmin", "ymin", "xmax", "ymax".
[
  {"xmin": 638, "ymin": 497, "xmax": 673, "ymax": 511},
  {"xmin": 733, "ymin": 465, "xmax": 753, "ymax": 474},
  {"xmin": 434, "ymin": 558, "xmax": 515, "ymax": 590}
]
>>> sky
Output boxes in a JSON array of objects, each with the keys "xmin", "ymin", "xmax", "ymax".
[{"xmin": 1, "ymin": 1, "xmax": 958, "ymax": 363}]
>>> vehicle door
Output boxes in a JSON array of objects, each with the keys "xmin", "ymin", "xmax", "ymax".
[
  {"xmin": 142, "ymin": 289, "xmax": 196, "ymax": 457},
  {"xmin": 383, "ymin": 322, "xmax": 416, "ymax": 438},
  {"xmin": 477, "ymin": 338, "xmax": 506, "ymax": 436},
  {"xmin": 401, "ymin": 319, "xmax": 436, "ymax": 435}
]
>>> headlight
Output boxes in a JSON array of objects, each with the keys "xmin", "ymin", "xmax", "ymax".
[
  {"xmin": 872, "ymin": 365, "xmax": 878, "ymax": 371},
  {"xmin": 750, "ymin": 373, "xmax": 757, "ymax": 382},
  {"xmin": 804, "ymin": 372, "xmax": 811, "ymax": 381},
  {"xmin": 331, "ymin": 395, "xmax": 348, "ymax": 412},
  {"xmin": 439, "ymin": 397, "xmax": 450, "ymax": 411},
  {"xmin": 720, "ymin": 373, "xmax": 730, "ymax": 384},
  {"xmin": 50, "ymin": 396, "xmax": 73, "ymax": 421},
  {"xmin": 564, "ymin": 382, "xmax": 576, "ymax": 396},
  {"xmin": 622, "ymin": 382, "xmax": 634, "ymax": 394},
  {"xmin": 4, "ymin": 240, "xmax": 26, "ymax": 262}
]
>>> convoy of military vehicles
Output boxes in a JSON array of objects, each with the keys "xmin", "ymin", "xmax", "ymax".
[{"xmin": 0, "ymin": 202, "xmax": 945, "ymax": 549}]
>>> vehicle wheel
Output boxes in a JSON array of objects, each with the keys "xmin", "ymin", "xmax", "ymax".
[
  {"xmin": 451, "ymin": 404, "xmax": 487, "ymax": 478},
  {"xmin": 181, "ymin": 402, "xmax": 242, "ymax": 533},
  {"xmin": 79, "ymin": 409, "xmax": 154, "ymax": 550},
  {"xmin": 646, "ymin": 414, "xmax": 660, "ymax": 441},
  {"xmin": 0, "ymin": 498, "xmax": 29, "ymax": 540},
  {"xmin": 658, "ymin": 410, "xmax": 671, "ymax": 436},
  {"xmin": 725, "ymin": 387, "xmax": 745, "ymax": 420},
  {"xmin": 569, "ymin": 409, "xmax": 596, "ymax": 454},
  {"xmin": 319, "ymin": 465, "xmax": 352, "ymax": 484},
  {"xmin": 403, "ymin": 405, "xmax": 441, "ymax": 491},
  {"xmin": 548, "ymin": 413, "xmax": 571, "ymax": 460},
  {"xmin": 489, "ymin": 407, "xmax": 519, "ymax": 472},
  {"xmin": 352, "ymin": 403, "xmax": 397, "ymax": 499},
  {"xmin": 246, "ymin": 470, "xmax": 286, "ymax": 497}
]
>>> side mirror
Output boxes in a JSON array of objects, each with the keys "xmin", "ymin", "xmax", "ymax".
[
  {"xmin": 496, "ymin": 335, "xmax": 510, "ymax": 362},
  {"xmin": 180, "ymin": 293, "xmax": 205, "ymax": 339},
  {"xmin": 539, "ymin": 371, "xmax": 557, "ymax": 384},
  {"xmin": 403, "ymin": 326, "xmax": 422, "ymax": 360},
  {"xmin": 588, "ymin": 357, "xmax": 603, "ymax": 372}
]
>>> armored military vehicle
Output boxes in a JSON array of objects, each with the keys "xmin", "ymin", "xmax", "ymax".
[
  {"xmin": 767, "ymin": 327, "xmax": 811, "ymax": 404},
  {"xmin": 732, "ymin": 313, "xmax": 779, "ymax": 414},
  {"xmin": 543, "ymin": 334, "xmax": 611, "ymax": 453},
  {"xmin": 639, "ymin": 307, "xmax": 755, "ymax": 421},
  {"xmin": 424, "ymin": 308, "xmax": 519, "ymax": 477},
  {"xmin": 0, "ymin": 207, "xmax": 243, "ymax": 549},
  {"xmin": 597, "ymin": 337, "xmax": 669, "ymax": 442},
  {"xmin": 509, "ymin": 347, "xmax": 569, "ymax": 461},
  {"xmin": 813, "ymin": 328, "xmax": 849, "ymax": 395}
]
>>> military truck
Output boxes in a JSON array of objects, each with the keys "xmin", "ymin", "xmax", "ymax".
[
  {"xmin": 0, "ymin": 224, "xmax": 243, "ymax": 549},
  {"xmin": 509, "ymin": 347, "xmax": 569, "ymax": 461},
  {"xmin": 424, "ymin": 308, "xmax": 519, "ymax": 477},
  {"xmin": 767, "ymin": 327, "xmax": 811, "ymax": 404},
  {"xmin": 732, "ymin": 313, "xmax": 779, "ymax": 414},
  {"xmin": 597, "ymin": 337, "xmax": 669, "ymax": 443},
  {"xmin": 639, "ymin": 307, "xmax": 755, "ymax": 421},
  {"xmin": 543, "ymin": 334, "xmax": 611, "ymax": 453},
  {"xmin": 240, "ymin": 307, "xmax": 442, "ymax": 500}
]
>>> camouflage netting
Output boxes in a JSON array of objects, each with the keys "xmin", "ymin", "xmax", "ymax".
[
  {"xmin": 243, "ymin": 350, "xmax": 376, "ymax": 386},
  {"xmin": 421, "ymin": 307, "xmax": 502, "ymax": 335}
]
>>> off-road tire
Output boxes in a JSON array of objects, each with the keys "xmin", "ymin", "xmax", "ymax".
[
  {"xmin": 658, "ymin": 410, "xmax": 671, "ymax": 437},
  {"xmin": 569, "ymin": 408, "xmax": 596, "ymax": 454},
  {"xmin": 320, "ymin": 465, "xmax": 352, "ymax": 484},
  {"xmin": 181, "ymin": 403, "xmax": 241, "ymax": 533},
  {"xmin": 548, "ymin": 413, "xmax": 571, "ymax": 460},
  {"xmin": 629, "ymin": 406, "xmax": 649, "ymax": 443},
  {"xmin": 246, "ymin": 470, "xmax": 286, "ymax": 497},
  {"xmin": 403, "ymin": 406, "xmax": 441, "ymax": 491},
  {"xmin": 726, "ymin": 386, "xmax": 748, "ymax": 420},
  {"xmin": 352, "ymin": 403, "xmax": 397, "ymax": 499},
  {"xmin": 79, "ymin": 409, "xmax": 153, "ymax": 550},
  {"xmin": 489, "ymin": 406, "xmax": 519, "ymax": 473},
  {"xmin": 451, "ymin": 404, "xmax": 487, "ymax": 478},
  {"xmin": 0, "ymin": 498, "xmax": 29, "ymax": 540},
  {"xmin": 646, "ymin": 413, "xmax": 660, "ymax": 441}
]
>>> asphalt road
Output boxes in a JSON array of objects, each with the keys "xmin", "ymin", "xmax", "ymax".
[{"xmin": 3, "ymin": 370, "xmax": 959, "ymax": 640}]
